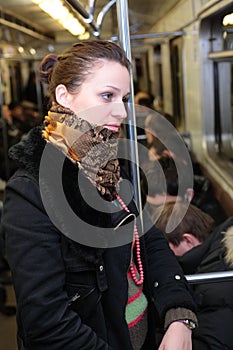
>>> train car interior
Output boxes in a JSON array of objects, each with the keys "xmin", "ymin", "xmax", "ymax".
[{"xmin": 0, "ymin": 0, "xmax": 233, "ymax": 349}]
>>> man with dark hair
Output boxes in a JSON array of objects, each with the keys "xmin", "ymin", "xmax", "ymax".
[
  {"xmin": 155, "ymin": 201, "xmax": 233, "ymax": 350},
  {"xmin": 154, "ymin": 202, "xmax": 214, "ymax": 255}
]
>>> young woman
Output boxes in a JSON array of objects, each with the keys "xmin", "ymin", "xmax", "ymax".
[{"xmin": 1, "ymin": 40, "xmax": 197, "ymax": 350}]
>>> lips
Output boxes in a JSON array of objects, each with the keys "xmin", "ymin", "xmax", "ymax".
[{"xmin": 105, "ymin": 124, "xmax": 120, "ymax": 131}]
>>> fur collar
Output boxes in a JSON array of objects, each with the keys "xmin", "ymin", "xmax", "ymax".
[
  {"xmin": 222, "ymin": 224, "xmax": 233, "ymax": 267},
  {"xmin": 9, "ymin": 126, "xmax": 46, "ymax": 180}
]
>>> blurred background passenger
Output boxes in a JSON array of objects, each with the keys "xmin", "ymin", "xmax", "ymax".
[
  {"xmin": 144, "ymin": 112, "xmax": 176, "ymax": 147},
  {"xmin": 147, "ymin": 138, "xmax": 172, "ymax": 162},
  {"xmin": 134, "ymin": 91, "xmax": 155, "ymax": 151},
  {"xmin": 144, "ymin": 112, "xmax": 204, "ymax": 177},
  {"xmin": 21, "ymin": 100, "xmax": 42, "ymax": 130},
  {"xmin": 8, "ymin": 101, "xmax": 29, "ymax": 136},
  {"xmin": 134, "ymin": 90, "xmax": 155, "ymax": 109},
  {"xmin": 141, "ymin": 155, "xmax": 194, "ymax": 217},
  {"xmin": 140, "ymin": 111, "xmax": 176, "ymax": 167},
  {"xmin": 9, "ymin": 100, "xmax": 41, "ymax": 136},
  {"xmin": 191, "ymin": 175, "xmax": 228, "ymax": 225},
  {"xmin": 142, "ymin": 154, "xmax": 228, "ymax": 226},
  {"xmin": 155, "ymin": 201, "xmax": 233, "ymax": 350},
  {"xmin": 1, "ymin": 104, "xmax": 21, "ymax": 143},
  {"xmin": 0, "ymin": 105, "xmax": 21, "ymax": 180}
]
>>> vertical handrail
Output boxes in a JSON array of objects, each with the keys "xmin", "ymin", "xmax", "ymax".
[{"xmin": 116, "ymin": 0, "xmax": 143, "ymax": 229}]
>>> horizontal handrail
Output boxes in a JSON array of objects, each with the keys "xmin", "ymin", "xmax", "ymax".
[{"xmin": 185, "ymin": 271, "xmax": 233, "ymax": 284}]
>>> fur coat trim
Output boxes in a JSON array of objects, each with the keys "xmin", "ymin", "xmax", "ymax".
[{"xmin": 223, "ymin": 224, "xmax": 233, "ymax": 267}]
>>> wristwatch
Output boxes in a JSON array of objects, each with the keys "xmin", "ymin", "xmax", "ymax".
[{"xmin": 177, "ymin": 319, "xmax": 197, "ymax": 330}]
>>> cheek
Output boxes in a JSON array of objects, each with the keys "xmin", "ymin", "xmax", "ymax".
[
  {"xmin": 169, "ymin": 242, "xmax": 187, "ymax": 256},
  {"xmin": 76, "ymin": 104, "xmax": 111, "ymax": 125}
]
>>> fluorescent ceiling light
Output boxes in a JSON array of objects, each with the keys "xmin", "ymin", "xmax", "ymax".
[
  {"xmin": 32, "ymin": 0, "xmax": 85, "ymax": 36},
  {"xmin": 223, "ymin": 13, "xmax": 233, "ymax": 26}
]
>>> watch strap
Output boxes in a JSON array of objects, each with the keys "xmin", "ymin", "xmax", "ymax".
[{"xmin": 176, "ymin": 319, "xmax": 197, "ymax": 330}]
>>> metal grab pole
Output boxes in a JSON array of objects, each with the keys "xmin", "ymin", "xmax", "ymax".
[
  {"xmin": 65, "ymin": 0, "xmax": 99, "ymax": 34},
  {"xmin": 185, "ymin": 271, "xmax": 233, "ymax": 284},
  {"xmin": 110, "ymin": 31, "xmax": 185, "ymax": 41},
  {"xmin": 116, "ymin": 0, "xmax": 143, "ymax": 224}
]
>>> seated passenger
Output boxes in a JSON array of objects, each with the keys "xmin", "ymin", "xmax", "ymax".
[
  {"xmin": 141, "ymin": 155, "xmax": 194, "ymax": 216},
  {"xmin": 0, "ymin": 104, "xmax": 21, "ymax": 146},
  {"xmin": 21, "ymin": 100, "xmax": 42, "ymax": 130},
  {"xmin": 134, "ymin": 91, "xmax": 155, "ymax": 150},
  {"xmin": 144, "ymin": 111, "xmax": 204, "ymax": 176},
  {"xmin": 142, "ymin": 154, "xmax": 228, "ymax": 225},
  {"xmin": 155, "ymin": 201, "xmax": 233, "ymax": 350},
  {"xmin": 134, "ymin": 91, "xmax": 154, "ymax": 109},
  {"xmin": 191, "ymin": 174, "xmax": 228, "ymax": 225},
  {"xmin": 144, "ymin": 112, "xmax": 176, "ymax": 148},
  {"xmin": 8, "ymin": 101, "xmax": 29, "ymax": 135},
  {"xmin": 9, "ymin": 101, "xmax": 39, "ymax": 136},
  {"xmin": 147, "ymin": 138, "xmax": 172, "ymax": 162}
]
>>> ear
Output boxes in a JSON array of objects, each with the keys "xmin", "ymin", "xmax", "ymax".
[
  {"xmin": 183, "ymin": 233, "xmax": 201, "ymax": 248},
  {"xmin": 55, "ymin": 84, "xmax": 71, "ymax": 108}
]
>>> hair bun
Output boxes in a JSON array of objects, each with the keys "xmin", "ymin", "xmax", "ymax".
[{"xmin": 39, "ymin": 54, "xmax": 58, "ymax": 84}]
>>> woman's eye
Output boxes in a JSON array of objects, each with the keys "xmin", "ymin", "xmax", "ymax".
[
  {"xmin": 122, "ymin": 96, "xmax": 129, "ymax": 103},
  {"xmin": 102, "ymin": 93, "xmax": 113, "ymax": 101}
]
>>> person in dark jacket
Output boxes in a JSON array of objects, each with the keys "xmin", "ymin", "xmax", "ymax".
[
  {"xmin": 0, "ymin": 40, "xmax": 197, "ymax": 350},
  {"xmin": 155, "ymin": 201, "xmax": 233, "ymax": 349}
]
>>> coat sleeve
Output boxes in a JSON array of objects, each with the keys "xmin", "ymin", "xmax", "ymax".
[
  {"xmin": 142, "ymin": 209, "xmax": 196, "ymax": 321},
  {"xmin": 1, "ymin": 175, "xmax": 111, "ymax": 350}
]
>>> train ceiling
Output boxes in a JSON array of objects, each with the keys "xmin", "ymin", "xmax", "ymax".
[{"xmin": 0, "ymin": 0, "xmax": 180, "ymax": 48}]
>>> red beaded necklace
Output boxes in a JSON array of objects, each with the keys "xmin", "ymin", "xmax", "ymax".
[{"xmin": 116, "ymin": 195, "xmax": 144, "ymax": 286}]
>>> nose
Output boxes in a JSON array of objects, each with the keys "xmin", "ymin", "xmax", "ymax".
[{"xmin": 112, "ymin": 101, "xmax": 127, "ymax": 120}]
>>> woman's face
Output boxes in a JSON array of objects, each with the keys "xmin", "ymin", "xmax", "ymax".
[{"xmin": 58, "ymin": 60, "xmax": 130, "ymax": 132}]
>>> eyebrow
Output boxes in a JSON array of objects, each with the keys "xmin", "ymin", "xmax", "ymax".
[
  {"xmin": 105, "ymin": 85, "xmax": 130, "ymax": 94},
  {"xmin": 105, "ymin": 85, "xmax": 120, "ymax": 92}
]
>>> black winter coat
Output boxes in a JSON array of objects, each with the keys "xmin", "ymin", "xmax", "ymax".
[
  {"xmin": 1, "ymin": 127, "xmax": 196, "ymax": 350},
  {"xmin": 178, "ymin": 218, "xmax": 233, "ymax": 350}
]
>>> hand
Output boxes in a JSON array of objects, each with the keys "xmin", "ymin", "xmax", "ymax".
[{"xmin": 158, "ymin": 321, "xmax": 192, "ymax": 350}]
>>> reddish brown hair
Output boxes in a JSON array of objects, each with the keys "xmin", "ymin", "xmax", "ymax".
[{"xmin": 39, "ymin": 40, "xmax": 131, "ymax": 104}]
